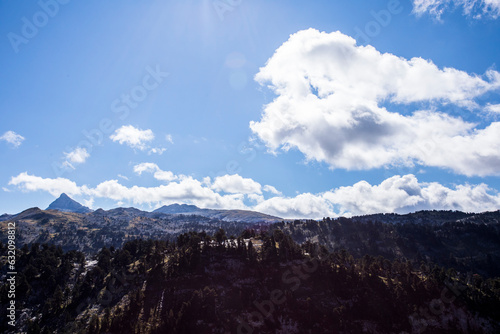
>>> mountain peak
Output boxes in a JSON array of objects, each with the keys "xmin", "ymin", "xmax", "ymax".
[{"xmin": 46, "ymin": 193, "xmax": 92, "ymax": 214}]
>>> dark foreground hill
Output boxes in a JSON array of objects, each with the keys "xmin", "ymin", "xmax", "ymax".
[
  {"xmin": 1, "ymin": 230, "xmax": 499, "ymax": 334},
  {"xmin": 276, "ymin": 210, "xmax": 500, "ymax": 278},
  {"xmin": 1, "ymin": 208, "xmax": 500, "ymax": 279}
]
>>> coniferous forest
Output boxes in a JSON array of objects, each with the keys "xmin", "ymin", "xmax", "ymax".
[{"xmin": 2, "ymin": 222, "xmax": 500, "ymax": 333}]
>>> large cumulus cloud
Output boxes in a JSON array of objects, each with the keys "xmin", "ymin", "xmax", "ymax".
[{"xmin": 250, "ymin": 29, "xmax": 500, "ymax": 176}]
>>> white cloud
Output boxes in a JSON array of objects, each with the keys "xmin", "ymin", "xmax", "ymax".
[
  {"xmin": 154, "ymin": 170, "xmax": 178, "ymax": 182},
  {"xmin": 133, "ymin": 162, "xmax": 178, "ymax": 182},
  {"xmin": 412, "ymin": 0, "xmax": 500, "ymax": 19},
  {"xmin": 211, "ymin": 174, "xmax": 262, "ymax": 194},
  {"xmin": 0, "ymin": 131, "xmax": 25, "ymax": 148},
  {"xmin": 133, "ymin": 162, "xmax": 159, "ymax": 175},
  {"xmin": 250, "ymin": 29, "xmax": 500, "ymax": 177},
  {"xmin": 256, "ymin": 174, "xmax": 500, "ymax": 219},
  {"xmin": 109, "ymin": 126, "xmax": 164, "ymax": 154},
  {"xmin": 83, "ymin": 197, "xmax": 94, "ymax": 209},
  {"xmin": 64, "ymin": 147, "xmax": 90, "ymax": 168},
  {"xmin": 148, "ymin": 147, "xmax": 166, "ymax": 155},
  {"xmin": 91, "ymin": 177, "xmax": 246, "ymax": 209},
  {"xmin": 485, "ymin": 103, "xmax": 500, "ymax": 114},
  {"xmin": 7, "ymin": 171, "xmax": 500, "ymax": 219},
  {"xmin": 255, "ymin": 193, "xmax": 336, "ymax": 219},
  {"xmin": 324, "ymin": 175, "xmax": 425, "ymax": 216},
  {"xmin": 263, "ymin": 184, "xmax": 282, "ymax": 195},
  {"xmin": 413, "ymin": 0, "xmax": 449, "ymax": 18},
  {"xmin": 118, "ymin": 174, "xmax": 129, "ymax": 181},
  {"xmin": 327, "ymin": 174, "xmax": 500, "ymax": 216},
  {"xmin": 165, "ymin": 134, "xmax": 174, "ymax": 144},
  {"xmin": 8, "ymin": 172, "xmax": 85, "ymax": 197},
  {"xmin": 110, "ymin": 125, "xmax": 154, "ymax": 150},
  {"xmin": 202, "ymin": 176, "xmax": 211, "ymax": 186},
  {"xmin": 248, "ymin": 193, "xmax": 265, "ymax": 203}
]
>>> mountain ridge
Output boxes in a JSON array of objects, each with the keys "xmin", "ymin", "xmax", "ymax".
[
  {"xmin": 153, "ymin": 203, "xmax": 283, "ymax": 223},
  {"xmin": 20, "ymin": 192, "xmax": 500, "ymax": 225},
  {"xmin": 43, "ymin": 193, "xmax": 282, "ymax": 223}
]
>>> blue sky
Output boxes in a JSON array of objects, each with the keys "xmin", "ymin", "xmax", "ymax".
[{"xmin": 1, "ymin": 0, "xmax": 500, "ymax": 218}]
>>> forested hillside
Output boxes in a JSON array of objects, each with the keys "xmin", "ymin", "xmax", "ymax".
[
  {"xmin": 1, "ymin": 228, "xmax": 500, "ymax": 333},
  {"xmin": 276, "ymin": 211, "xmax": 500, "ymax": 278}
]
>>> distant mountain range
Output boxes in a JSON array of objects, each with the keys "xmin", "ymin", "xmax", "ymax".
[
  {"xmin": 153, "ymin": 203, "xmax": 282, "ymax": 223},
  {"xmin": 41, "ymin": 193, "xmax": 283, "ymax": 224}
]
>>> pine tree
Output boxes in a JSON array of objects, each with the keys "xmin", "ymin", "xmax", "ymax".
[
  {"xmin": 88, "ymin": 314, "xmax": 100, "ymax": 334},
  {"xmin": 248, "ymin": 240, "xmax": 256, "ymax": 263}
]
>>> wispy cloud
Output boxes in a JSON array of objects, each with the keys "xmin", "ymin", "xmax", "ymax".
[
  {"xmin": 165, "ymin": 134, "xmax": 174, "ymax": 144},
  {"xmin": 485, "ymin": 103, "xmax": 500, "ymax": 114},
  {"xmin": 263, "ymin": 185, "xmax": 282, "ymax": 195},
  {"xmin": 148, "ymin": 147, "xmax": 166, "ymax": 155},
  {"xmin": 0, "ymin": 130, "xmax": 25, "ymax": 148},
  {"xmin": 412, "ymin": 0, "xmax": 500, "ymax": 19}
]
